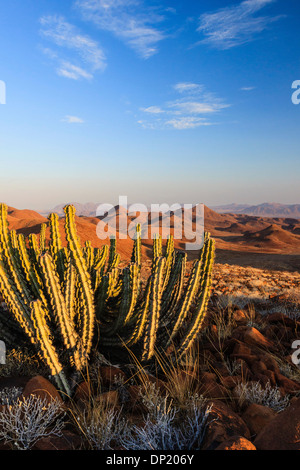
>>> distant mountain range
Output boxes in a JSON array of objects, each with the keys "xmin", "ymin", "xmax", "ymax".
[
  {"xmin": 211, "ymin": 203, "xmax": 300, "ymax": 219},
  {"xmin": 40, "ymin": 202, "xmax": 300, "ymax": 219},
  {"xmin": 39, "ymin": 202, "xmax": 101, "ymax": 218}
]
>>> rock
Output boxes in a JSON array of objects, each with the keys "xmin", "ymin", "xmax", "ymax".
[
  {"xmin": 215, "ymin": 436, "xmax": 256, "ymax": 450},
  {"xmin": 99, "ymin": 366, "xmax": 127, "ymax": 388},
  {"xmin": 263, "ymin": 370, "xmax": 277, "ymax": 387},
  {"xmin": 243, "ymin": 327, "xmax": 275, "ymax": 350},
  {"xmin": 274, "ymin": 372, "xmax": 300, "ymax": 395},
  {"xmin": 232, "ymin": 310, "xmax": 248, "ymax": 323},
  {"xmin": 254, "ymin": 398, "xmax": 300, "ymax": 450},
  {"xmin": 22, "ymin": 376, "xmax": 63, "ymax": 405},
  {"xmin": 266, "ymin": 313, "xmax": 296, "ymax": 327},
  {"xmin": 96, "ymin": 390, "xmax": 119, "ymax": 408},
  {"xmin": 213, "ymin": 362, "xmax": 231, "ymax": 377},
  {"xmin": 232, "ymin": 341, "xmax": 252, "ymax": 357},
  {"xmin": 251, "ymin": 373, "xmax": 271, "ymax": 388},
  {"xmin": 73, "ymin": 381, "xmax": 92, "ymax": 405},
  {"xmin": 242, "ymin": 404, "xmax": 276, "ymax": 436},
  {"xmin": 200, "ymin": 382, "xmax": 229, "ymax": 400},
  {"xmin": 251, "ymin": 361, "xmax": 268, "ymax": 376},
  {"xmin": 126, "ymin": 385, "xmax": 146, "ymax": 413},
  {"xmin": 34, "ymin": 431, "xmax": 82, "ymax": 450},
  {"xmin": 260, "ymin": 354, "xmax": 280, "ymax": 374},
  {"xmin": 202, "ymin": 401, "xmax": 250, "ymax": 450},
  {"xmin": 220, "ymin": 376, "xmax": 242, "ymax": 390}
]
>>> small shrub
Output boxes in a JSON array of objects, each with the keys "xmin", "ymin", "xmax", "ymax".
[
  {"xmin": 0, "ymin": 395, "xmax": 65, "ymax": 450},
  {"xmin": 121, "ymin": 386, "xmax": 212, "ymax": 450},
  {"xmin": 236, "ymin": 381, "xmax": 290, "ymax": 412},
  {"xmin": 76, "ymin": 401, "xmax": 130, "ymax": 450}
]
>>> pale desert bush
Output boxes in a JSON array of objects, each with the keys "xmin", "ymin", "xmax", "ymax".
[
  {"xmin": 121, "ymin": 384, "xmax": 212, "ymax": 450},
  {"xmin": 0, "ymin": 394, "xmax": 65, "ymax": 450},
  {"xmin": 74, "ymin": 401, "xmax": 130, "ymax": 450},
  {"xmin": 236, "ymin": 381, "xmax": 290, "ymax": 412}
]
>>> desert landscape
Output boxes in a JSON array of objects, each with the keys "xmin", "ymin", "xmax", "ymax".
[
  {"xmin": 1, "ymin": 0, "xmax": 300, "ymax": 456},
  {"xmin": 0, "ymin": 203, "xmax": 300, "ymax": 451}
]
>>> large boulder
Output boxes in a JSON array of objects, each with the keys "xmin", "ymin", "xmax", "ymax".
[
  {"xmin": 22, "ymin": 376, "xmax": 63, "ymax": 405},
  {"xmin": 216, "ymin": 436, "xmax": 256, "ymax": 450},
  {"xmin": 202, "ymin": 401, "xmax": 250, "ymax": 450},
  {"xmin": 242, "ymin": 403, "xmax": 276, "ymax": 436},
  {"xmin": 254, "ymin": 398, "xmax": 300, "ymax": 450}
]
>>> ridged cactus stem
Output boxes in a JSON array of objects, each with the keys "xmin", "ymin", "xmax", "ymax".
[
  {"xmin": 142, "ymin": 256, "xmax": 166, "ymax": 362},
  {"xmin": 31, "ymin": 300, "xmax": 71, "ymax": 396},
  {"xmin": 64, "ymin": 205, "xmax": 95, "ymax": 357}
]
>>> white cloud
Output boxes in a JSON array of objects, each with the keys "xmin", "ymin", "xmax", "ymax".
[
  {"xmin": 173, "ymin": 82, "xmax": 203, "ymax": 94},
  {"xmin": 168, "ymin": 100, "xmax": 228, "ymax": 115},
  {"xmin": 240, "ymin": 86, "xmax": 256, "ymax": 91},
  {"xmin": 75, "ymin": 0, "xmax": 166, "ymax": 59},
  {"xmin": 141, "ymin": 106, "xmax": 164, "ymax": 114},
  {"xmin": 166, "ymin": 117, "xmax": 211, "ymax": 130},
  {"xmin": 40, "ymin": 15, "xmax": 106, "ymax": 79},
  {"xmin": 61, "ymin": 115, "xmax": 85, "ymax": 123},
  {"xmin": 57, "ymin": 62, "xmax": 93, "ymax": 80},
  {"xmin": 138, "ymin": 82, "xmax": 229, "ymax": 130},
  {"xmin": 197, "ymin": 0, "xmax": 282, "ymax": 50}
]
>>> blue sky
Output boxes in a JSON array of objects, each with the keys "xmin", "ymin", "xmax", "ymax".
[{"xmin": 0, "ymin": 0, "xmax": 299, "ymax": 210}]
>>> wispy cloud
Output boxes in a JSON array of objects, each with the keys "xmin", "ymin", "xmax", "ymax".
[
  {"xmin": 58, "ymin": 62, "xmax": 93, "ymax": 80},
  {"xmin": 141, "ymin": 106, "xmax": 165, "ymax": 114},
  {"xmin": 240, "ymin": 86, "xmax": 256, "ymax": 91},
  {"xmin": 173, "ymin": 82, "xmax": 204, "ymax": 94},
  {"xmin": 40, "ymin": 15, "xmax": 106, "ymax": 79},
  {"xmin": 165, "ymin": 117, "xmax": 211, "ymax": 130},
  {"xmin": 197, "ymin": 0, "xmax": 282, "ymax": 50},
  {"xmin": 61, "ymin": 115, "xmax": 85, "ymax": 123},
  {"xmin": 75, "ymin": 0, "xmax": 166, "ymax": 59},
  {"xmin": 138, "ymin": 82, "xmax": 229, "ymax": 130}
]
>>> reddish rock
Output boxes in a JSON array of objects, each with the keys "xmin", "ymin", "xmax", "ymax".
[
  {"xmin": 243, "ymin": 327, "xmax": 275, "ymax": 350},
  {"xmin": 213, "ymin": 362, "xmax": 231, "ymax": 377},
  {"xmin": 274, "ymin": 372, "xmax": 300, "ymax": 394},
  {"xmin": 216, "ymin": 436, "xmax": 256, "ymax": 450},
  {"xmin": 242, "ymin": 403, "xmax": 276, "ymax": 436},
  {"xmin": 99, "ymin": 366, "xmax": 127, "ymax": 388},
  {"xmin": 22, "ymin": 376, "xmax": 63, "ymax": 405},
  {"xmin": 232, "ymin": 341, "xmax": 252, "ymax": 357},
  {"xmin": 34, "ymin": 431, "xmax": 82, "ymax": 450},
  {"xmin": 232, "ymin": 310, "xmax": 248, "ymax": 323},
  {"xmin": 251, "ymin": 373, "xmax": 270, "ymax": 387},
  {"xmin": 126, "ymin": 385, "xmax": 146, "ymax": 413},
  {"xmin": 96, "ymin": 390, "xmax": 119, "ymax": 408},
  {"xmin": 266, "ymin": 313, "xmax": 296, "ymax": 328},
  {"xmin": 254, "ymin": 398, "xmax": 300, "ymax": 450},
  {"xmin": 200, "ymin": 372, "xmax": 217, "ymax": 383},
  {"xmin": 262, "ymin": 369, "xmax": 276, "ymax": 387},
  {"xmin": 220, "ymin": 376, "xmax": 242, "ymax": 390},
  {"xmin": 73, "ymin": 381, "xmax": 92, "ymax": 404},
  {"xmin": 260, "ymin": 355, "xmax": 280, "ymax": 374},
  {"xmin": 202, "ymin": 401, "xmax": 250, "ymax": 450},
  {"xmin": 251, "ymin": 361, "xmax": 268, "ymax": 376},
  {"xmin": 200, "ymin": 382, "xmax": 229, "ymax": 400}
]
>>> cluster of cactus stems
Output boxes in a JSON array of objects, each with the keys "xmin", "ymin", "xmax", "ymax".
[{"xmin": 0, "ymin": 203, "xmax": 215, "ymax": 396}]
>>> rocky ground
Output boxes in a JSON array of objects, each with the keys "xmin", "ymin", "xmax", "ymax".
[{"xmin": 0, "ymin": 263, "xmax": 300, "ymax": 451}]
